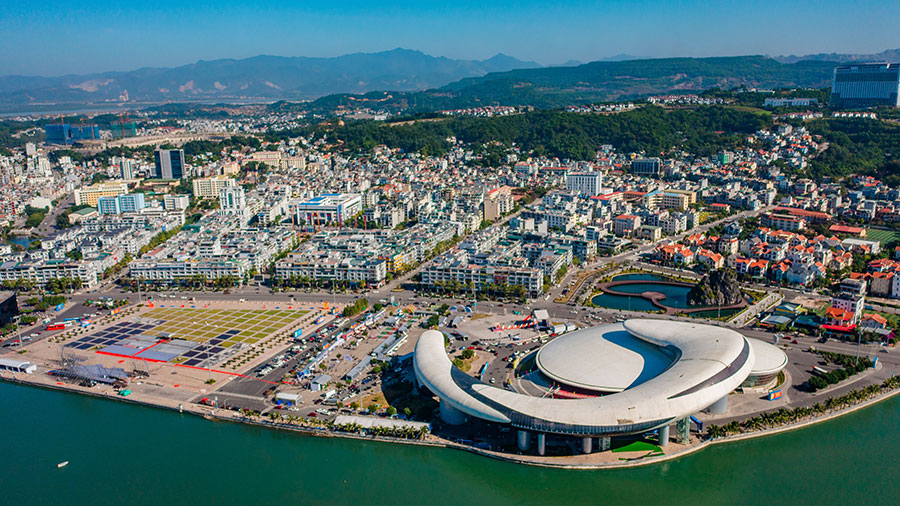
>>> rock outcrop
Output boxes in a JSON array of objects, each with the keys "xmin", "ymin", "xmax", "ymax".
[{"xmin": 687, "ymin": 268, "xmax": 743, "ymax": 307}]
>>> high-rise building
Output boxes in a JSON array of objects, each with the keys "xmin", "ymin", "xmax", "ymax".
[
  {"xmin": 114, "ymin": 157, "xmax": 134, "ymax": 179},
  {"xmin": 830, "ymin": 63, "xmax": 900, "ymax": 109},
  {"xmin": 153, "ymin": 149, "xmax": 186, "ymax": 179},
  {"xmin": 565, "ymin": 172, "xmax": 604, "ymax": 196}
]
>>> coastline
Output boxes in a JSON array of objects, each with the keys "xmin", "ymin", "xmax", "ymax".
[{"xmin": 3, "ymin": 373, "xmax": 898, "ymax": 470}]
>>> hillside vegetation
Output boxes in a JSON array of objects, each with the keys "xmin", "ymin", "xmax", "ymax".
[{"xmin": 279, "ymin": 105, "xmax": 772, "ymax": 160}]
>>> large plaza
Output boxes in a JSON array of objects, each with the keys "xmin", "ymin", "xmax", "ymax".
[{"xmin": 64, "ymin": 307, "xmax": 308, "ymax": 368}]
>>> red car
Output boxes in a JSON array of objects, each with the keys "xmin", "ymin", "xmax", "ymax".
[{"xmin": 308, "ymin": 412, "xmax": 317, "ymax": 417}]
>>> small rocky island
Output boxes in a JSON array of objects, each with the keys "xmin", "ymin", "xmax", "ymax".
[{"xmin": 687, "ymin": 268, "xmax": 744, "ymax": 306}]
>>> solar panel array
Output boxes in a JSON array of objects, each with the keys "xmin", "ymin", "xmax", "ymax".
[
  {"xmin": 179, "ymin": 330, "xmax": 241, "ymax": 366},
  {"xmin": 65, "ymin": 321, "xmax": 157, "ymax": 351},
  {"xmin": 64, "ymin": 309, "xmax": 307, "ymax": 368}
]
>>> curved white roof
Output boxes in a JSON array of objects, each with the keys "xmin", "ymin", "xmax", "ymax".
[
  {"xmin": 746, "ymin": 338, "xmax": 788, "ymax": 376},
  {"xmin": 414, "ymin": 319, "xmax": 755, "ymax": 435},
  {"xmin": 535, "ymin": 326, "xmax": 673, "ymax": 392}
]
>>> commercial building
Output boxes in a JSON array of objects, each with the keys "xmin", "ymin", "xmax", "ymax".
[
  {"xmin": 219, "ymin": 187, "xmax": 246, "ymax": 215},
  {"xmin": 565, "ymin": 172, "xmax": 604, "ymax": 196},
  {"xmin": 0, "ymin": 291, "xmax": 18, "ymax": 326},
  {"xmin": 830, "ymin": 63, "xmax": 900, "ymax": 108},
  {"xmin": 419, "ymin": 253, "xmax": 544, "ymax": 296},
  {"xmin": 763, "ymin": 98, "xmax": 819, "ymax": 107},
  {"xmin": 828, "ymin": 277, "xmax": 867, "ymax": 326},
  {"xmin": 630, "ymin": 158, "xmax": 662, "ymax": 177},
  {"xmin": 74, "ymin": 182, "xmax": 129, "ymax": 207},
  {"xmin": 0, "ymin": 358, "xmax": 37, "ymax": 374},
  {"xmin": 153, "ymin": 149, "xmax": 186, "ymax": 179},
  {"xmin": 44, "ymin": 124, "xmax": 100, "ymax": 145},
  {"xmin": 414, "ymin": 320, "xmax": 785, "ymax": 455},
  {"xmin": 192, "ymin": 176, "xmax": 236, "ymax": 199},
  {"xmin": 293, "ymin": 193, "xmax": 362, "ymax": 225}
]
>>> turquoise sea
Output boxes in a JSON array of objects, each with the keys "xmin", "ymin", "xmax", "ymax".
[{"xmin": 0, "ymin": 382, "xmax": 898, "ymax": 505}]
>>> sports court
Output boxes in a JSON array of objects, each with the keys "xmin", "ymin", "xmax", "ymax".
[{"xmin": 65, "ymin": 308, "xmax": 307, "ymax": 367}]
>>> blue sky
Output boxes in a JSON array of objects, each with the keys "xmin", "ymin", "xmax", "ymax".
[{"xmin": 2, "ymin": 0, "xmax": 898, "ymax": 76}]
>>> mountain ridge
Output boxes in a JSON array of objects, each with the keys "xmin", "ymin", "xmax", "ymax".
[{"xmin": 0, "ymin": 48, "xmax": 540, "ymax": 107}]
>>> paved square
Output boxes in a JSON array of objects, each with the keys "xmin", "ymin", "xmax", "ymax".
[{"xmin": 66, "ymin": 308, "xmax": 308, "ymax": 367}]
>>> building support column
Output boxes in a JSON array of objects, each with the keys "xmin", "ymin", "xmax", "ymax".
[
  {"xmin": 536, "ymin": 433, "xmax": 546, "ymax": 456},
  {"xmin": 439, "ymin": 401, "xmax": 467, "ymax": 425},
  {"xmin": 582, "ymin": 436, "xmax": 592, "ymax": 454},
  {"xmin": 659, "ymin": 425, "xmax": 670, "ymax": 447},
  {"xmin": 599, "ymin": 437, "xmax": 611, "ymax": 451},
  {"xmin": 517, "ymin": 430, "xmax": 531, "ymax": 451},
  {"xmin": 706, "ymin": 395, "xmax": 728, "ymax": 414}
]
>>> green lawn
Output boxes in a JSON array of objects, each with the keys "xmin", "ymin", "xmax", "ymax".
[
  {"xmin": 140, "ymin": 308, "xmax": 307, "ymax": 346},
  {"xmin": 866, "ymin": 229, "xmax": 900, "ymax": 246},
  {"xmin": 611, "ymin": 440, "xmax": 664, "ymax": 454}
]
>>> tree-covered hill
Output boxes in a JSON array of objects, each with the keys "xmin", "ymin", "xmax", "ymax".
[
  {"xmin": 276, "ymin": 105, "xmax": 772, "ymax": 161},
  {"xmin": 295, "ymin": 55, "xmax": 837, "ymax": 114}
]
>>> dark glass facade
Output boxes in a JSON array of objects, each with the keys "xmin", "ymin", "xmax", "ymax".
[
  {"xmin": 831, "ymin": 63, "xmax": 900, "ymax": 108},
  {"xmin": 43, "ymin": 124, "xmax": 100, "ymax": 145},
  {"xmin": 153, "ymin": 149, "xmax": 186, "ymax": 179}
]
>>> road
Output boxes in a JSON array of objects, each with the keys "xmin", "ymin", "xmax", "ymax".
[{"xmin": 547, "ymin": 205, "xmax": 776, "ymax": 301}]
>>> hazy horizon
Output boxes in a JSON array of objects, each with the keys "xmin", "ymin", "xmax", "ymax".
[{"xmin": 3, "ymin": 0, "xmax": 899, "ymax": 77}]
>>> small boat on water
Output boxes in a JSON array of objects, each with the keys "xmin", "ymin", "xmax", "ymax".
[{"xmin": 57, "ymin": 461, "xmax": 68, "ymax": 469}]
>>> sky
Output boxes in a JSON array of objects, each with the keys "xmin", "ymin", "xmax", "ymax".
[{"xmin": 2, "ymin": 0, "xmax": 899, "ymax": 76}]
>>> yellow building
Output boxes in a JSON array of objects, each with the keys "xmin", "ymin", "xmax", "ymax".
[
  {"xmin": 192, "ymin": 176, "xmax": 236, "ymax": 199},
  {"xmin": 73, "ymin": 182, "xmax": 129, "ymax": 207}
]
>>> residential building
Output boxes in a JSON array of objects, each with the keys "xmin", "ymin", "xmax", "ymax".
[
  {"xmin": 483, "ymin": 186, "xmax": 514, "ymax": 220},
  {"xmin": 565, "ymin": 172, "xmax": 604, "ymax": 196},
  {"xmin": 96, "ymin": 196, "xmax": 121, "ymax": 215},
  {"xmin": 613, "ymin": 214, "xmax": 641, "ymax": 236},
  {"xmin": 164, "ymin": 194, "xmax": 190, "ymax": 211},
  {"xmin": 762, "ymin": 213, "xmax": 806, "ymax": 231}
]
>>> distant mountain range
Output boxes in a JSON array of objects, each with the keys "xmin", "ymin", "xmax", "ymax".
[
  {"xmin": 0, "ymin": 49, "xmax": 539, "ymax": 108},
  {"xmin": 773, "ymin": 48, "xmax": 900, "ymax": 64},
  {"xmin": 2, "ymin": 48, "xmax": 897, "ymax": 114}
]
